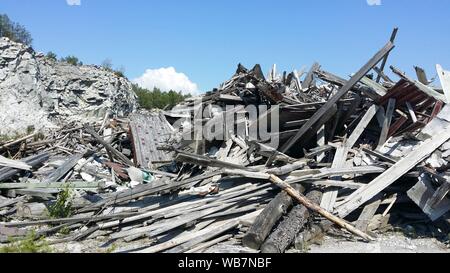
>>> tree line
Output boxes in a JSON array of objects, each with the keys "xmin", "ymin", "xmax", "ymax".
[{"xmin": 133, "ymin": 84, "xmax": 191, "ymax": 110}]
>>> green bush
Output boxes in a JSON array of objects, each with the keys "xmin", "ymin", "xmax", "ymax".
[
  {"xmin": 60, "ymin": 55, "xmax": 83, "ymax": 66},
  {"xmin": 46, "ymin": 51, "xmax": 57, "ymax": 61}
]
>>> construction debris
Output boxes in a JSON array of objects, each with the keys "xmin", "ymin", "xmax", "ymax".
[{"xmin": 1, "ymin": 29, "xmax": 450, "ymax": 253}]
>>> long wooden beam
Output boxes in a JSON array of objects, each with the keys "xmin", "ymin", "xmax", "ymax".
[
  {"xmin": 280, "ymin": 42, "xmax": 395, "ymax": 153},
  {"xmin": 376, "ymin": 27, "xmax": 398, "ymax": 83}
]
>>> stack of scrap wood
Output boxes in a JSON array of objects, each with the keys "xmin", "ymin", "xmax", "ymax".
[{"xmin": 1, "ymin": 29, "xmax": 450, "ymax": 253}]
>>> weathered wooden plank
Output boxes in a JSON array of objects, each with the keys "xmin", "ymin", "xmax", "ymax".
[
  {"xmin": 175, "ymin": 151, "xmax": 248, "ymax": 170},
  {"xmin": 391, "ymin": 66, "xmax": 448, "ymax": 103},
  {"xmin": 0, "ymin": 181, "xmax": 104, "ymax": 190},
  {"xmin": 0, "ymin": 153, "xmax": 49, "ymax": 182},
  {"xmin": 0, "ymin": 155, "xmax": 31, "ymax": 171},
  {"xmin": 336, "ymin": 123, "xmax": 450, "ymax": 218},
  {"xmin": 126, "ymin": 220, "xmax": 216, "ymax": 253},
  {"xmin": 354, "ymin": 194, "xmax": 383, "ymax": 232},
  {"xmin": 360, "ymin": 76, "xmax": 387, "ymax": 97},
  {"xmin": 42, "ymin": 153, "xmax": 85, "ymax": 184},
  {"xmin": 320, "ymin": 145, "xmax": 348, "ymax": 211},
  {"xmin": 376, "ymin": 27, "xmax": 398, "ymax": 83},
  {"xmin": 361, "ymin": 147, "xmax": 398, "ymax": 164},
  {"xmin": 347, "ymin": 104, "xmax": 379, "ymax": 148},
  {"xmin": 407, "ymin": 174, "xmax": 450, "ymax": 221},
  {"xmin": 84, "ymin": 125, "xmax": 134, "ymax": 166},
  {"xmin": 377, "ymin": 98, "xmax": 396, "ymax": 149},
  {"xmin": 436, "ymin": 64, "xmax": 450, "ymax": 104},
  {"xmin": 302, "ymin": 62, "xmax": 320, "ymax": 90},
  {"xmin": 405, "ymin": 102, "xmax": 418, "ymax": 124},
  {"xmin": 415, "ymin": 66, "xmax": 429, "ymax": 85},
  {"xmin": 185, "ymin": 234, "xmax": 233, "ymax": 253},
  {"xmin": 280, "ymin": 42, "xmax": 395, "ymax": 153}
]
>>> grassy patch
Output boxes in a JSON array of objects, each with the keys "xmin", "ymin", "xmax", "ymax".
[{"xmin": 0, "ymin": 231, "xmax": 52, "ymax": 253}]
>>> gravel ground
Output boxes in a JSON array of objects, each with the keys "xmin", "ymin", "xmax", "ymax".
[{"xmin": 305, "ymin": 232, "xmax": 450, "ymax": 253}]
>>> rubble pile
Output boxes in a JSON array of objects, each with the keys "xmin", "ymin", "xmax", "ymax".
[{"xmin": 1, "ymin": 29, "xmax": 450, "ymax": 253}]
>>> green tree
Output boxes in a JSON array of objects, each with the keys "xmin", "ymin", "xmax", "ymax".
[
  {"xmin": 46, "ymin": 51, "xmax": 57, "ymax": 61},
  {"xmin": 0, "ymin": 14, "xmax": 33, "ymax": 46},
  {"xmin": 60, "ymin": 55, "xmax": 83, "ymax": 66},
  {"xmin": 133, "ymin": 84, "xmax": 191, "ymax": 110}
]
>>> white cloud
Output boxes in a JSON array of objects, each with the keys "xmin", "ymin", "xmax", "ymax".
[
  {"xmin": 367, "ymin": 0, "xmax": 382, "ymax": 6},
  {"xmin": 66, "ymin": 0, "xmax": 81, "ymax": 6},
  {"xmin": 133, "ymin": 67, "xmax": 199, "ymax": 95}
]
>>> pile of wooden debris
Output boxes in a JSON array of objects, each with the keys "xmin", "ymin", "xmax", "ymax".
[{"xmin": 1, "ymin": 29, "xmax": 450, "ymax": 253}]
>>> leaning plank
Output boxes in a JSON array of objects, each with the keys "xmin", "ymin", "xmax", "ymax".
[
  {"xmin": 335, "ymin": 126, "xmax": 450, "ymax": 218},
  {"xmin": 405, "ymin": 102, "xmax": 418, "ymax": 124},
  {"xmin": 132, "ymin": 220, "xmax": 219, "ymax": 253},
  {"xmin": 242, "ymin": 185, "xmax": 302, "ymax": 250},
  {"xmin": 147, "ymin": 203, "xmax": 236, "ymax": 238},
  {"xmin": 354, "ymin": 194, "xmax": 383, "ymax": 232},
  {"xmin": 84, "ymin": 125, "xmax": 134, "ymax": 166},
  {"xmin": 261, "ymin": 189, "xmax": 322, "ymax": 253},
  {"xmin": 377, "ymin": 98, "xmax": 396, "ymax": 149},
  {"xmin": 320, "ymin": 145, "xmax": 348, "ymax": 211},
  {"xmin": 376, "ymin": 27, "xmax": 398, "ymax": 83},
  {"xmin": 347, "ymin": 104, "xmax": 379, "ymax": 148},
  {"xmin": 407, "ymin": 174, "xmax": 450, "ymax": 221},
  {"xmin": 436, "ymin": 64, "xmax": 450, "ymax": 104},
  {"xmin": 280, "ymin": 41, "xmax": 395, "ymax": 153}
]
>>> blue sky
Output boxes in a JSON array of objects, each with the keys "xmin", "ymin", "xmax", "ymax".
[{"xmin": 1, "ymin": 0, "xmax": 450, "ymax": 93}]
